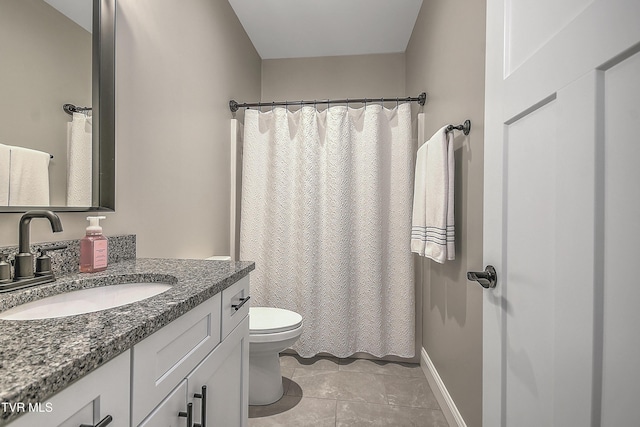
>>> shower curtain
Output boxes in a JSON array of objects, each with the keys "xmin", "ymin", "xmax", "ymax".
[
  {"xmin": 240, "ymin": 103, "xmax": 415, "ymax": 358},
  {"xmin": 66, "ymin": 112, "xmax": 92, "ymax": 206}
]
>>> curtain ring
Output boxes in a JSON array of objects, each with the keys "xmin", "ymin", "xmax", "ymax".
[
  {"xmin": 271, "ymin": 101, "xmax": 275, "ymax": 112},
  {"xmin": 396, "ymin": 98, "xmax": 399, "ymax": 109},
  {"xmin": 346, "ymin": 98, "xmax": 349, "ymax": 109},
  {"xmin": 300, "ymin": 100, "xmax": 303, "ymax": 110}
]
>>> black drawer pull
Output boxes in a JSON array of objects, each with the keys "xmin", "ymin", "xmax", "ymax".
[
  {"xmin": 231, "ymin": 296, "xmax": 250, "ymax": 311},
  {"xmin": 80, "ymin": 415, "xmax": 113, "ymax": 427},
  {"xmin": 193, "ymin": 385, "xmax": 207, "ymax": 427},
  {"xmin": 178, "ymin": 403, "xmax": 193, "ymax": 426}
]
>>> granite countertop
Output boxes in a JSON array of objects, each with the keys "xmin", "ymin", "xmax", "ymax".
[{"xmin": 0, "ymin": 258, "xmax": 254, "ymax": 425}]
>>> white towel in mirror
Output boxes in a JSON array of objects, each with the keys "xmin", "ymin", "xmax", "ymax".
[
  {"xmin": 0, "ymin": 144, "xmax": 10, "ymax": 206},
  {"xmin": 8, "ymin": 145, "xmax": 51, "ymax": 206}
]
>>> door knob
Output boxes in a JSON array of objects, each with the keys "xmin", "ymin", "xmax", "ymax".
[{"xmin": 467, "ymin": 265, "xmax": 497, "ymax": 288}]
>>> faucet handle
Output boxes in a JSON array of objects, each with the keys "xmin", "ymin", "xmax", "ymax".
[
  {"xmin": 35, "ymin": 245, "xmax": 67, "ymax": 277},
  {"xmin": 0, "ymin": 253, "xmax": 11, "ymax": 283},
  {"xmin": 38, "ymin": 244, "xmax": 68, "ymax": 255}
]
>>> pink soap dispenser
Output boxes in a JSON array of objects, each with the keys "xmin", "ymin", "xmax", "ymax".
[{"xmin": 80, "ymin": 216, "xmax": 108, "ymax": 273}]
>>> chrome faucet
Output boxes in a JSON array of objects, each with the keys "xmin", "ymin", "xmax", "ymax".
[{"xmin": 14, "ymin": 210, "xmax": 63, "ymax": 280}]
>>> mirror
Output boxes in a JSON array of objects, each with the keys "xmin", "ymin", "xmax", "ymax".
[{"xmin": 0, "ymin": 0, "xmax": 115, "ymax": 212}]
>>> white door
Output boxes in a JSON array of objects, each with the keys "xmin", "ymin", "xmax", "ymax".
[{"xmin": 482, "ymin": 0, "xmax": 640, "ymax": 426}]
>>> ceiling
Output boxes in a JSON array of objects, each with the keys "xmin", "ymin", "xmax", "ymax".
[
  {"xmin": 228, "ymin": 0, "xmax": 423, "ymax": 60},
  {"xmin": 44, "ymin": 0, "xmax": 92, "ymax": 33}
]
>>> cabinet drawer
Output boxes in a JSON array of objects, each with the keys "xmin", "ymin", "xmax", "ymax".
[
  {"xmin": 221, "ymin": 275, "xmax": 250, "ymax": 339},
  {"xmin": 131, "ymin": 292, "xmax": 221, "ymax": 426},
  {"xmin": 7, "ymin": 350, "xmax": 130, "ymax": 427}
]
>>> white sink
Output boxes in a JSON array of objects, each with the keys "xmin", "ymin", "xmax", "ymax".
[{"xmin": 0, "ymin": 282, "xmax": 172, "ymax": 320}]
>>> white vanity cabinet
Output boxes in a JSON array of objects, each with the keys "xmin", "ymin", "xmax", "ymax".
[
  {"xmin": 8, "ymin": 350, "xmax": 130, "ymax": 427},
  {"xmin": 137, "ymin": 318, "xmax": 249, "ymax": 427},
  {"xmin": 131, "ymin": 292, "xmax": 223, "ymax": 426},
  {"xmin": 5, "ymin": 274, "xmax": 251, "ymax": 427},
  {"xmin": 134, "ymin": 275, "xmax": 250, "ymax": 427}
]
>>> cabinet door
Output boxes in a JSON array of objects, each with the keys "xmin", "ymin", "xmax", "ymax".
[
  {"xmin": 138, "ymin": 380, "xmax": 188, "ymax": 427},
  {"xmin": 188, "ymin": 316, "xmax": 249, "ymax": 427},
  {"xmin": 7, "ymin": 350, "xmax": 130, "ymax": 427},
  {"xmin": 131, "ymin": 292, "xmax": 221, "ymax": 425}
]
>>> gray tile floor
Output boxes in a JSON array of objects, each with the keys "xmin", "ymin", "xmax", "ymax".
[{"xmin": 249, "ymin": 354, "xmax": 449, "ymax": 427}]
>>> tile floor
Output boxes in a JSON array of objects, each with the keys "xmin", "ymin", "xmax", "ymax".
[{"xmin": 249, "ymin": 354, "xmax": 449, "ymax": 427}]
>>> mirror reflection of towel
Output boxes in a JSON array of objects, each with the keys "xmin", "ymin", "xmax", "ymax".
[
  {"xmin": 0, "ymin": 144, "xmax": 10, "ymax": 205},
  {"xmin": 8, "ymin": 146, "xmax": 51, "ymax": 206}
]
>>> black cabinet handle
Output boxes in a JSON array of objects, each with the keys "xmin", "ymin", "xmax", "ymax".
[
  {"xmin": 80, "ymin": 415, "xmax": 113, "ymax": 427},
  {"xmin": 193, "ymin": 385, "xmax": 207, "ymax": 427},
  {"xmin": 178, "ymin": 403, "xmax": 193, "ymax": 426},
  {"xmin": 231, "ymin": 296, "xmax": 250, "ymax": 311}
]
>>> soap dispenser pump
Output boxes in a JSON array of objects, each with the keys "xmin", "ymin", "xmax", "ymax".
[{"xmin": 80, "ymin": 216, "xmax": 108, "ymax": 273}]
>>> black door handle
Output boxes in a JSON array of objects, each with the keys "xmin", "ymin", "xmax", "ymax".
[{"xmin": 467, "ymin": 265, "xmax": 497, "ymax": 288}]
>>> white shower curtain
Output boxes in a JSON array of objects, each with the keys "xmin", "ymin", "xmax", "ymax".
[
  {"xmin": 240, "ymin": 103, "xmax": 415, "ymax": 358},
  {"xmin": 66, "ymin": 112, "xmax": 92, "ymax": 206}
]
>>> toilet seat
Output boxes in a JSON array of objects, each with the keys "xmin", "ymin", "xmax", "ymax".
[{"xmin": 250, "ymin": 307, "xmax": 303, "ymax": 335}]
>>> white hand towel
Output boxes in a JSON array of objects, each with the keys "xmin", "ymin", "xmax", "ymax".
[
  {"xmin": 0, "ymin": 144, "xmax": 10, "ymax": 206},
  {"xmin": 8, "ymin": 146, "xmax": 51, "ymax": 206},
  {"xmin": 66, "ymin": 113, "xmax": 92, "ymax": 206},
  {"xmin": 411, "ymin": 126, "xmax": 455, "ymax": 263}
]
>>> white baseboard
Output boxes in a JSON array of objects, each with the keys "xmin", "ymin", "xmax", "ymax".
[{"xmin": 420, "ymin": 347, "xmax": 467, "ymax": 427}]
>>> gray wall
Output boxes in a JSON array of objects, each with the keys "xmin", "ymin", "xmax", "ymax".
[
  {"xmin": 406, "ymin": 1, "xmax": 486, "ymax": 426},
  {"xmin": 262, "ymin": 53, "xmax": 405, "ymax": 104},
  {"xmin": 0, "ymin": 0, "xmax": 261, "ymax": 259},
  {"xmin": 0, "ymin": 0, "xmax": 91, "ymax": 207}
]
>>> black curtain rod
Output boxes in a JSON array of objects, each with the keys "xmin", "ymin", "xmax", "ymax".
[
  {"xmin": 63, "ymin": 103, "xmax": 92, "ymax": 115},
  {"xmin": 229, "ymin": 92, "xmax": 427, "ymax": 113}
]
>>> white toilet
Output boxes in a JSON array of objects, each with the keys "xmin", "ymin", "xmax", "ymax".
[{"xmin": 249, "ymin": 307, "xmax": 303, "ymax": 405}]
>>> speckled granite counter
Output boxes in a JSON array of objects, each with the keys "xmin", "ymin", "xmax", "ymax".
[{"xmin": 0, "ymin": 258, "xmax": 254, "ymax": 425}]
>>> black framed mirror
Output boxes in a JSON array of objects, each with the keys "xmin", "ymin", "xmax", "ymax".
[{"xmin": 0, "ymin": 0, "xmax": 115, "ymax": 212}]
